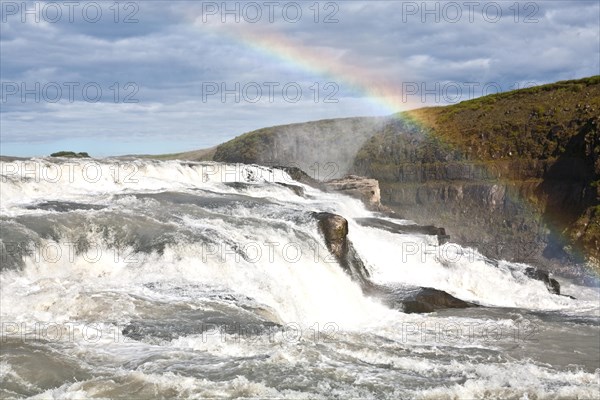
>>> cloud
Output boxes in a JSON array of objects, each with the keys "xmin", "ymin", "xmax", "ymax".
[{"xmin": 1, "ymin": 0, "xmax": 598, "ymax": 156}]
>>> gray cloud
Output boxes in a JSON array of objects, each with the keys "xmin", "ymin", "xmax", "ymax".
[{"xmin": 1, "ymin": 0, "xmax": 598, "ymax": 156}]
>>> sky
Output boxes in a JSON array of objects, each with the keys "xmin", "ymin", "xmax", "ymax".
[{"xmin": 1, "ymin": 0, "xmax": 599, "ymax": 157}]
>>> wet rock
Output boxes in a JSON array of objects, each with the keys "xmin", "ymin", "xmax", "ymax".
[
  {"xmin": 365, "ymin": 285, "xmax": 477, "ymax": 313},
  {"xmin": 224, "ymin": 181, "xmax": 305, "ymax": 197},
  {"xmin": 223, "ymin": 182, "xmax": 252, "ymax": 190},
  {"xmin": 324, "ymin": 175, "xmax": 389, "ymax": 212},
  {"xmin": 314, "ymin": 212, "xmax": 348, "ymax": 259},
  {"xmin": 313, "ymin": 212, "xmax": 370, "ymax": 284},
  {"xmin": 524, "ymin": 267, "xmax": 561, "ymax": 294},
  {"xmin": 401, "ymin": 288, "xmax": 475, "ymax": 313}
]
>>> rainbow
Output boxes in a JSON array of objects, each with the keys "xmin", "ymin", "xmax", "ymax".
[
  {"xmin": 191, "ymin": 21, "xmax": 598, "ymax": 276},
  {"xmin": 192, "ymin": 21, "xmax": 421, "ymax": 113}
]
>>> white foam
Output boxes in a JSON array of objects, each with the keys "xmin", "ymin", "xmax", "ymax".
[
  {"xmin": 349, "ymin": 223, "xmax": 591, "ymax": 311},
  {"xmin": 2, "ymin": 158, "xmax": 598, "ymax": 398}
]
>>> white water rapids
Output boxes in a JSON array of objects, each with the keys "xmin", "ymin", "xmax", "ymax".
[{"xmin": 1, "ymin": 158, "xmax": 598, "ymax": 399}]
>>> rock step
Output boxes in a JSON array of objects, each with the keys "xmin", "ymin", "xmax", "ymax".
[
  {"xmin": 354, "ymin": 217, "xmax": 449, "ymax": 244},
  {"xmin": 364, "ymin": 285, "xmax": 478, "ymax": 314}
]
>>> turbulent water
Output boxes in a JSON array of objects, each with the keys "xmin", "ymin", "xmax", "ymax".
[{"xmin": 1, "ymin": 158, "xmax": 599, "ymax": 399}]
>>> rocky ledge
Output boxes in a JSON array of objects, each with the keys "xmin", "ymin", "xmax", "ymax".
[
  {"xmin": 312, "ymin": 211, "xmax": 477, "ymax": 312},
  {"xmin": 355, "ymin": 217, "xmax": 450, "ymax": 245},
  {"xmin": 323, "ymin": 175, "xmax": 389, "ymax": 212},
  {"xmin": 313, "ymin": 210, "xmax": 566, "ymax": 313},
  {"xmin": 321, "ymin": 175, "xmax": 449, "ymax": 243}
]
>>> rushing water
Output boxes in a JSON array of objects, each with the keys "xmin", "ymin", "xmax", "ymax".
[{"xmin": 1, "ymin": 158, "xmax": 599, "ymax": 399}]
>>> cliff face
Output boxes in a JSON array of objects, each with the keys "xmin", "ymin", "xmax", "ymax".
[
  {"xmin": 352, "ymin": 77, "xmax": 600, "ymax": 276},
  {"xmin": 354, "ymin": 159, "xmax": 597, "ymax": 276},
  {"xmin": 211, "ymin": 76, "xmax": 600, "ymax": 277}
]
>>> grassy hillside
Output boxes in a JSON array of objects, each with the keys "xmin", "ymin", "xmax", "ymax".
[{"xmin": 399, "ymin": 76, "xmax": 600, "ymax": 162}]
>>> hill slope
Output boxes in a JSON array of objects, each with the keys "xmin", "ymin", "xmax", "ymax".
[{"xmin": 213, "ymin": 117, "xmax": 387, "ymax": 179}]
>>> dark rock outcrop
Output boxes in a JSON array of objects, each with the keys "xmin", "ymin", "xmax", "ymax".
[
  {"xmin": 121, "ymin": 304, "xmax": 280, "ymax": 343},
  {"xmin": 315, "ymin": 212, "xmax": 348, "ymax": 259},
  {"xmin": 313, "ymin": 212, "xmax": 370, "ymax": 285},
  {"xmin": 401, "ymin": 288, "xmax": 475, "ymax": 313},
  {"xmin": 24, "ymin": 201, "xmax": 105, "ymax": 212},
  {"xmin": 364, "ymin": 285, "xmax": 477, "ymax": 313},
  {"xmin": 224, "ymin": 180, "xmax": 305, "ymax": 197},
  {"xmin": 524, "ymin": 267, "xmax": 561, "ymax": 295}
]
